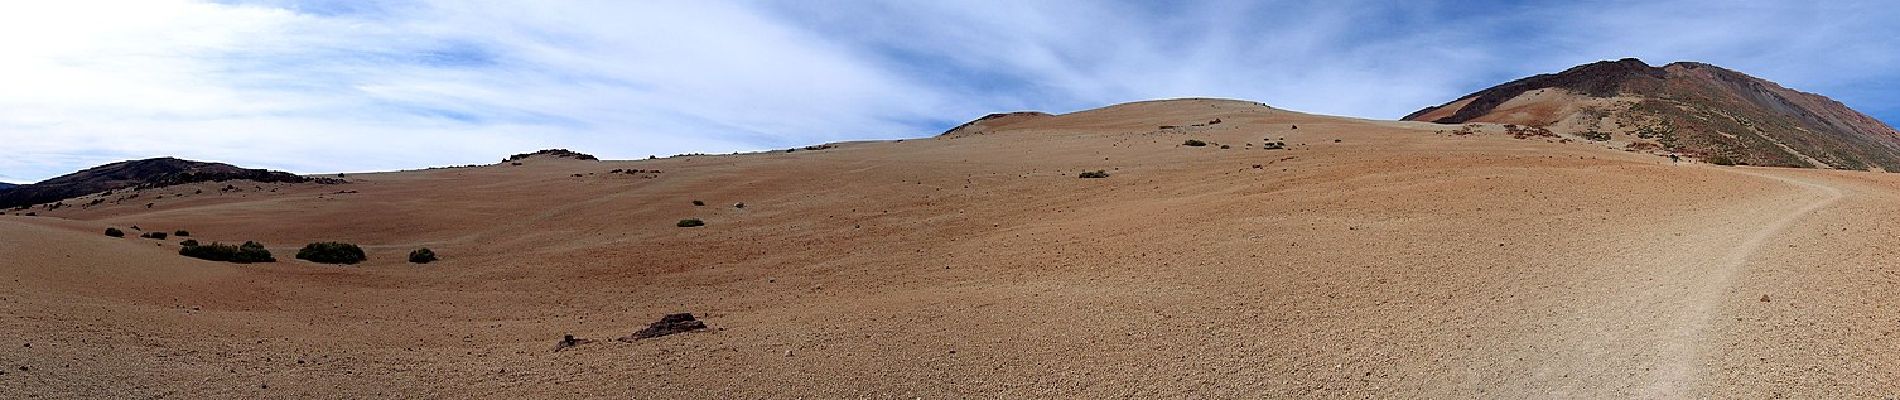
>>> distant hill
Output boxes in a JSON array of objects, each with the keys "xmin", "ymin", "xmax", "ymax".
[
  {"xmin": 0, "ymin": 157, "xmax": 335, "ymax": 209},
  {"xmin": 1405, "ymin": 58, "xmax": 1900, "ymax": 170},
  {"xmin": 504, "ymin": 149, "xmax": 597, "ymax": 162},
  {"xmin": 0, "ymin": 182, "xmax": 16, "ymax": 191},
  {"xmin": 939, "ymin": 111, "xmax": 1052, "ymax": 137}
]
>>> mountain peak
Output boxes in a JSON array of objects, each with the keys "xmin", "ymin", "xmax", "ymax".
[{"xmin": 1403, "ymin": 59, "xmax": 1900, "ymax": 170}]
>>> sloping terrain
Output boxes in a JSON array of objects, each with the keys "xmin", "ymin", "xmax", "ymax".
[
  {"xmin": 0, "ymin": 157, "xmax": 333, "ymax": 210},
  {"xmin": 4, "ymin": 99, "xmax": 1900, "ymax": 397},
  {"xmin": 1406, "ymin": 58, "xmax": 1900, "ymax": 170}
]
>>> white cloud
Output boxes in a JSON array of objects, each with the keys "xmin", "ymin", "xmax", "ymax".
[
  {"xmin": 0, "ymin": 0, "xmax": 953, "ymax": 182},
  {"xmin": 1, "ymin": 0, "xmax": 1896, "ymax": 183}
]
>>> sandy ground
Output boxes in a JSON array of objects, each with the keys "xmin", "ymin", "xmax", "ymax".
[{"xmin": 3, "ymin": 99, "xmax": 1898, "ymax": 398}]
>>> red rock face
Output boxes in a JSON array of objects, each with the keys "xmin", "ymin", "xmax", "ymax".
[{"xmin": 1407, "ymin": 58, "xmax": 1900, "ymax": 170}]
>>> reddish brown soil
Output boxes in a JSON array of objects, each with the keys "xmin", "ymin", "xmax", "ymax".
[{"xmin": 5, "ymin": 99, "xmax": 1898, "ymax": 398}]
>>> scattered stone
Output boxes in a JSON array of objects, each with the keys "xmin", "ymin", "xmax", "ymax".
[
  {"xmin": 1760, "ymin": 294, "xmax": 1771, "ymax": 303},
  {"xmin": 620, "ymin": 313, "xmax": 709, "ymax": 341},
  {"xmin": 552, "ymin": 334, "xmax": 593, "ymax": 352}
]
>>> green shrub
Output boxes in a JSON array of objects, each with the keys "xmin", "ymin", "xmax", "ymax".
[
  {"xmin": 692, "ymin": 200, "xmax": 705, "ymax": 207},
  {"xmin": 141, "ymin": 231, "xmax": 169, "ymax": 239},
  {"xmin": 1078, "ymin": 170, "xmax": 1110, "ymax": 179},
  {"xmin": 408, "ymin": 248, "xmax": 438, "ymax": 264},
  {"xmin": 1183, "ymin": 139, "xmax": 1207, "ymax": 146},
  {"xmin": 676, "ymin": 218, "xmax": 706, "ymax": 227},
  {"xmin": 173, "ymin": 230, "xmax": 190, "ymax": 237},
  {"xmin": 180, "ymin": 241, "xmax": 275, "ymax": 263},
  {"xmin": 296, "ymin": 242, "xmax": 367, "ymax": 264},
  {"xmin": 105, "ymin": 227, "xmax": 125, "ymax": 237}
]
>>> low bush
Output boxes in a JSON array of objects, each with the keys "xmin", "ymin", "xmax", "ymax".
[
  {"xmin": 174, "ymin": 230, "xmax": 190, "ymax": 237},
  {"xmin": 141, "ymin": 231, "xmax": 169, "ymax": 240},
  {"xmin": 105, "ymin": 227, "xmax": 125, "ymax": 237},
  {"xmin": 408, "ymin": 248, "xmax": 438, "ymax": 264},
  {"xmin": 677, "ymin": 218, "xmax": 706, "ymax": 228},
  {"xmin": 692, "ymin": 200, "xmax": 706, "ymax": 207},
  {"xmin": 1078, "ymin": 170, "xmax": 1111, "ymax": 179},
  {"xmin": 180, "ymin": 241, "xmax": 275, "ymax": 263},
  {"xmin": 1184, "ymin": 139, "xmax": 1207, "ymax": 146},
  {"xmin": 296, "ymin": 242, "xmax": 367, "ymax": 264}
]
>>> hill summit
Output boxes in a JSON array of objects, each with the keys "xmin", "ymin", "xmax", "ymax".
[
  {"xmin": 0, "ymin": 157, "xmax": 328, "ymax": 209},
  {"xmin": 1405, "ymin": 58, "xmax": 1900, "ymax": 170}
]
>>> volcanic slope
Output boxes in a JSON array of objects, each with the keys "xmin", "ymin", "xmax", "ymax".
[
  {"xmin": 1406, "ymin": 58, "xmax": 1900, "ymax": 171},
  {"xmin": 6, "ymin": 98, "xmax": 1900, "ymax": 398}
]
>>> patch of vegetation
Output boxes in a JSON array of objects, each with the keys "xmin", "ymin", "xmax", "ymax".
[
  {"xmin": 141, "ymin": 231, "xmax": 168, "ymax": 240},
  {"xmin": 1183, "ymin": 140, "xmax": 1207, "ymax": 147},
  {"xmin": 179, "ymin": 239, "xmax": 199, "ymax": 247},
  {"xmin": 174, "ymin": 230, "xmax": 189, "ymax": 237},
  {"xmin": 692, "ymin": 200, "xmax": 705, "ymax": 207},
  {"xmin": 1580, "ymin": 131, "xmax": 1612, "ymax": 141},
  {"xmin": 676, "ymin": 218, "xmax": 706, "ymax": 228},
  {"xmin": 104, "ymin": 227, "xmax": 125, "ymax": 237},
  {"xmin": 296, "ymin": 242, "xmax": 367, "ymax": 264},
  {"xmin": 408, "ymin": 248, "xmax": 437, "ymax": 264},
  {"xmin": 1078, "ymin": 170, "xmax": 1111, "ymax": 179},
  {"xmin": 180, "ymin": 241, "xmax": 275, "ymax": 263}
]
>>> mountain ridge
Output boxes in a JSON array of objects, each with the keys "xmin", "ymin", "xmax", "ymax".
[
  {"xmin": 0, "ymin": 157, "xmax": 336, "ymax": 210},
  {"xmin": 1404, "ymin": 58, "xmax": 1900, "ymax": 170}
]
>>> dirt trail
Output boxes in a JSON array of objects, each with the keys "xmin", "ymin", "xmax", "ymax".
[
  {"xmin": 1637, "ymin": 167, "xmax": 1845, "ymax": 397},
  {"xmin": 1494, "ymin": 165, "xmax": 1848, "ymax": 398}
]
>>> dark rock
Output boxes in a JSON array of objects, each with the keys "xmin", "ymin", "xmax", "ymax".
[
  {"xmin": 552, "ymin": 334, "xmax": 592, "ymax": 352},
  {"xmin": 622, "ymin": 313, "xmax": 708, "ymax": 340}
]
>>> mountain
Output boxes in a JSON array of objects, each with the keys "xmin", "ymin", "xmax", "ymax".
[
  {"xmin": 1405, "ymin": 58, "xmax": 1900, "ymax": 170},
  {"xmin": 0, "ymin": 182, "xmax": 16, "ymax": 190},
  {"xmin": 0, "ymin": 157, "xmax": 331, "ymax": 209}
]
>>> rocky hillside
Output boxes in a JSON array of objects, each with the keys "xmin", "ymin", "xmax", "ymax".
[
  {"xmin": 939, "ymin": 111, "xmax": 1052, "ymax": 137},
  {"xmin": 1405, "ymin": 58, "xmax": 1900, "ymax": 170},
  {"xmin": 504, "ymin": 149, "xmax": 598, "ymax": 162},
  {"xmin": 0, "ymin": 157, "xmax": 332, "ymax": 209}
]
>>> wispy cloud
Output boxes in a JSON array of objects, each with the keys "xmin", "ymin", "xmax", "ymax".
[{"xmin": 1, "ymin": 0, "xmax": 1896, "ymax": 183}]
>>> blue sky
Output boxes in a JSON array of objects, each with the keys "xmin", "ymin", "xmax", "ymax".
[{"xmin": 3, "ymin": 0, "xmax": 1898, "ymax": 183}]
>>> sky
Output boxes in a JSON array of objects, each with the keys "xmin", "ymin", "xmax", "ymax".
[{"xmin": 3, "ymin": 0, "xmax": 1898, "ymax": 183}]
